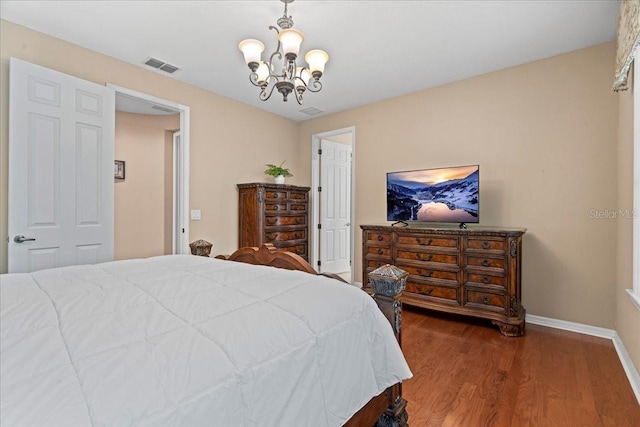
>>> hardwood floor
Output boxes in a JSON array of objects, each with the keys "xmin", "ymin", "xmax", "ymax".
[{"xmin": 401, "ymin": 307, "xmax": 640, "ymax": 427}]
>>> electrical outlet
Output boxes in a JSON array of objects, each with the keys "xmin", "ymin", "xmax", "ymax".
[{"xmin": 190, "ymin": 209, "xmax": 201, "ymax": 220}]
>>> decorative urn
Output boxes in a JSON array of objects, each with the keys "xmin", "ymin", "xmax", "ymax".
[
  {"xmin": 189, "ymin": 239, "xmax": 213, "ymax": 257},
  {"xmin": 368, "ymin": 264, "xmax": 408, "ymax": 296}
]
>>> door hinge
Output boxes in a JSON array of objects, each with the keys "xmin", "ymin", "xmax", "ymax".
[
  {"xmin": 318, "ymin": 148, "xmax": 322, "ymax": 155},
  {"xmin": 182, "ymin": 228, "xmax": 185, "ymax": 233},
  {"xmin": 317, "ymin": 223, "xmax": 322, "ymax": 229},
  {"xmin": 318, "ymin": 186, "xmax": 322, "ymax": 192},
  {"xmin": 317, "ymin": 260, "xmax": 321, "ymax": 267}
]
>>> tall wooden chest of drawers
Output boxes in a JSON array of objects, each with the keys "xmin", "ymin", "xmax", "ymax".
[
  {"xmin": 238, "ymin": 183, "xmax": 310, "ymax": 261},
  {"xmin": 361, "ymin": 224, "xmax": 526, "ymax": 336}
]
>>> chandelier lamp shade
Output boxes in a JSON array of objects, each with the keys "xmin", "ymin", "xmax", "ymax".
[{"xmin": 238, "ymin": 0, "xmax": 329, "ymax": 104}]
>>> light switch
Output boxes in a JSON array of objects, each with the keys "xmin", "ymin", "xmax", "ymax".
[{"xmin": 190, "ymin": 209, "xmax": 201, "ymax": 220}]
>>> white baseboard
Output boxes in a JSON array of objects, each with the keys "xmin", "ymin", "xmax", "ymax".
[
  {"xmin": 526, "ymin": 314, "xmax": 640, "ymax": 405},
  {"xmin": 612, "ymin": 332, "xmax": 640, "ymax": 405},
  {"xmin": 526, "ymin": 314, "xmax": 616, "ymax": 339}
]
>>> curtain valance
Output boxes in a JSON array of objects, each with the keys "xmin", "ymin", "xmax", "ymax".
[{"xmin": 613, "ymin": 0, "xmax": 640, "ymax": 91}]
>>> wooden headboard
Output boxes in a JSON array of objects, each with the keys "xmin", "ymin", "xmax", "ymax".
[{"xmin": 216, "ymin": 243, "xmax": 347, "ymax": 283}]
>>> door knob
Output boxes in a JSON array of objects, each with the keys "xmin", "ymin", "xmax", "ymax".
[
  {"xmin": 345, "ymin": 222, "xmax": 351, "ymax": 227},
  {"xmin": 14, "ymin": 235, "xmax": 36, "ymax": 243}
]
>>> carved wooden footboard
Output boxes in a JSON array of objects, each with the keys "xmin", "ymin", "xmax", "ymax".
[{"xmin": 216, "ymin": 244, "xmax": 409, "ymax": 427}]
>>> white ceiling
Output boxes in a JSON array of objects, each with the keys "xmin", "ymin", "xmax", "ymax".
[{"xmin": 0, "ymin": 0, "xmax": 620, "ymax": 122}]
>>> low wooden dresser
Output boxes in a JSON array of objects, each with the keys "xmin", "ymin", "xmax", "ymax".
[
  {"xmin": 361, "ymin": 224, "xmax": 526, "ymax": 336},
  {"xmin": 238, "ymin": 183, "xmax": 310, "ymax": 261}
]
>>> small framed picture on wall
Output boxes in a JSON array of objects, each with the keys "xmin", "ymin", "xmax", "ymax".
[{"xmin": 114, "ymin": 160, "xmax": 125, "ymax": 180}]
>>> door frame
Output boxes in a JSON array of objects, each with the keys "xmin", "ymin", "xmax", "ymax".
[
  {"xmin": 172, "ymin": 131, "xmax": 182, "ymax": 254},
  {"xmin": 311, "ymin": 126, "xmax": 355, "ymax": 283},
  {"xmin": 107, "ymin": 84, "xmax": 191, "ymax": 254}
]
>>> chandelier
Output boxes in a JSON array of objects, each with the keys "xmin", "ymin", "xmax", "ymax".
[{"xmin": 238, "ymin": 0, "xmax": 329, "ymax": 104}]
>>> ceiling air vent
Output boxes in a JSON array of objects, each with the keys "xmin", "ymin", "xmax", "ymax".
[
  {"xmin": 143, "ymin": 57, "xmax": 180, "ymax": 74},
  {"xmin": 300, "ymin": 106, "xmax": 324, "ymax": 116}
]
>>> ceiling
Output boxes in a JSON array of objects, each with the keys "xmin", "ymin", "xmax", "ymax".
[{"xmin": 0, "ymin": 0, "xmax": 620, "ymax": 122}]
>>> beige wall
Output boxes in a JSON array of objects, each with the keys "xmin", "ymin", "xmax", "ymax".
[
  {"xmin": 114, "ymin": 111, "xmax": 179, "ymax": 260},
  {"xmin": 298, "ymin": 42, "xmax": 620, "ymax": 330},
  {"xmin": 0, "ymin": 20, "xmax": 300, "ymax": 271},
  {"xmin": 616, "ymin": 68, "xmax": 640, "ymax": 372}
]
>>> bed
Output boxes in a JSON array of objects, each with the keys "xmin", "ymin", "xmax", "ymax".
[{"xmin": 0, "ymin": 244, "xmax": 411, "ymax": 426}]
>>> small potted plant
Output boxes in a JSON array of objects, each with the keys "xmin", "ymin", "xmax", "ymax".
[{"xmin": 265, "ymin": 161, "xmax": 293, "ymax": 184}]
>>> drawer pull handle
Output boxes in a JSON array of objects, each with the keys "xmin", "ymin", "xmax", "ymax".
[
  {"xmin": 482, "ymin": 259, "xmax": 490, "ymax": 267},
  {"xmin": 482, "ymin": 241, "xmax": 490, "ymax": 249},
  {"xmin": 273, "ymin": 193, "xmax": 279, "ymax": 199},
  {"xmin": 296, "ymin": 218, "xmax": 304, "ymax": 224},
  {"xmin": 419, "ymin": 238, "xmax": 433, "ymax": 246},
  {"xmin": 266, "ymin": 233, "xmax": 277, "ymax": 241},
  {"xmin": 421, "ymin": 288, "xmax": 434, "ymax": 296},
  {"xmin": 266, "ymin": 218, "xmax": 277, "ymax": 225},
  {"xmin": 481, "ymin": 296, "xmax": 490, "ymax": 304},
  {"xmin": 482, "ymin": 276, "xmax": 490, "ymax": 284},
  {"xmin": 419, "ymin": 271, "xmax": 433, "ymax": 278},
  {"xmin": 377, "ymin": 235, "xmax": 384, "ymax": 241},
  {"xmin": 273, "ymin": 205, "xmax": 279, "ymax": 211},
  {"xmin": 377, "ymin": 248, "xmax": 383, "ymax": 255}
]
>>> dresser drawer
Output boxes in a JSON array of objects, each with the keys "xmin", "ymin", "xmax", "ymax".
[
  {"xmin": 464, "ymin": 271, "xmax": 506, "ymax": 288},
  {"xmin": 395, "ymin": 263, "xmax": 459, "ymax": 283},
  {"xmin": 466, "ymin": 237, "xmax": 506, "ymax": 253},
  {"xmin": 264, "ymin": 189, "xmax": 309, "ymax": 202},
  {"xmin": 465, "ymin": 255, "xmax": 505, "ymax": 270},
  {"xmin": 405, "ymin": 281, "xmax": 459, "ymax": 304},
  {"xmin": 396, "ymin": 233, "xmax": 459, "ymax": 249},
  {"xmin": 366, "ymin": 245, "xmax": 393, "ymax": 258},
  {"xmin": 265, "ymin": 190, "xmax": 288, "ymax": 200},
  {"xmin": 264, "ymin": 229, "xmax": 306, "ymax": 242},
  {"xmin": 276, "ymin": 242, "xmax": 308, "ymax": 258},
  {"xmin": 265, "ymin": 215, "xmax": 306, "ymax": 227},
  {"xmin": 365, "ymin": 231, "xmax": 392, "ymax": 245},
  {"xmin": 365, "ymin": 259, "xmax": 392, "ymax": 271},
  {"xmin": 288, "ymin": 190, "xmax": 308, "ymax": 201},
  {"xmin": 264, "ymin": 202, "xmax": 307, "ymax": 213},
  {"xmin": 464, "ymin": 289, "xmax": 506, "ymax": 313},
  {"xmin": 289, "ymin": 202, "xmax": 308, "ymax": 212},
  {"xmin": 265, "ymin": 203, "xmax": 288, "ymax": 212},
  {"xmin": 396, "ymin": 249, "xmax": 458, "ymax": 265}
]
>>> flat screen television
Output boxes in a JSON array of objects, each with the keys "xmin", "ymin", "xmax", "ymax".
[{"xmin": 387, "ymin": 164, "xmax": 479, "ymax": 225}]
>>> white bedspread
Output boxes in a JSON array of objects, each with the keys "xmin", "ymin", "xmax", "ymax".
[{"xmin": 0, "ymin": 255, "xmax": 411, "ymax": 427}]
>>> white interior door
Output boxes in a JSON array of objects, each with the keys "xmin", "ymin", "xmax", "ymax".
[
  {"xmin": 319, "ymin": 139, "xmax": 351, "ymax": 274},
  {"xmin": 8, "ymin": 58, "xmax": 115, "ymax": 273}
]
